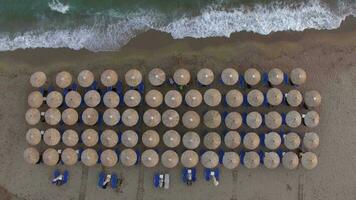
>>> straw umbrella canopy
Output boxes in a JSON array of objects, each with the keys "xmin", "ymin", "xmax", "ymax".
[
  {"xmin": 173, "ymin": 68, "xmax": 190, "ymax": 86},
  {"xmin": 263, "ymin": 152, "xmax": 280, "ymax": 169},
  {"xmin": 121, "ymin": 130, "xmax": 139, "ymax": 148},
  {"xmin": 162, "ymin": 109, "xmax": 180, "ymax": 128},
  {"xmin": 182, "ymin": 111, "xmax": 200, "ymax": 129},
  {"xmin": 164, "ymin": 90, "xmax": 182, "ymax": 108},
  {"xmin": 182, "ymin": 131, "xmax": 200, "ymax": 149},
  {"xmin": 247, "ymin": 89, "xmax": 264, "ymax": 107},
  {"xmin": 141, "ymin": 149, "xmax": 159, "ymax": 168},
  {"xmin": 148, "ymin": 68, "xmax": 166, "ymax": 86},
  {"xmin": 197, "ymin": 68, "xmax": 214, "ymax": 86},
  {"xmin": 142, "ymin": 130, "xmax": 160, "ymax": 148},
  {"xmin": 145, "ymin": 89, "xmax": 163, "ymax": 108},
  {"xmin": 246, "ymin": 111, "xmax": 262, "ymax": 129},
  {"xmin": 81, "ymin": 129, "xmax": 99, "ymax": 147},
  {"xmin": 124, "ymin": 90, "xmax": 141, "ymax": 107},
  {"xmin": 56, "ymin": 71, "xmax": 72, "ymax": 88},
  {"xmin": 82, "ymin": 108, "xmax": 99, "ymax": 126},
  {"xmin": 100, "ymin": 149, "xmax": 118, "ymax": 167},
  {"xmin": 24, "ymin": 147, "xmax": 40, "ymax": 165},
  {"xmin": 30, "ymin": 71, "xmax": 46, "ymax": 88},
  {"xmin": 290, "ymin": 68, "xmax": 306, "ymax": 85},
  {"xmin": 244, "ymin": 68, "xmax": 261, "ymax": 86},
  {"xmin": 46, "ymin": 91, "xmax": 63, "ymax": 108},
  {"xmin": 224, "ymin": 131, "xmax": 241, "ymax": 149},
  {"xmin": 25, "ymin": 108, "xmax": 41, "ymax": 125},
  {"xmin": 264, "ymin": 111, "xmax": 282, "ymax": 130},
  {"xmin": 243, "ymin": 151, "xmax": 260, "ymax": 169},
  {"xmin": 62, "ymin": 129, "xmax": 79, "ymax": 147},
  {"xmin": 201, "ymin": 151, "xmax": 219, "ymax": 169},
  {"xmin": 103, "ymin": 91, "xmax": 120, "ymax": 108},
  {"xmin": 43, "ymin": 148, "xmax": 60, "ymax": 166},
  {"xmin": 101, "ymin": 69, "xmax": 118, "ymax": 87},
  {"xmin": 45, "ymin": 108, "xmax": 61, "ymax": 125},
  {"xmin": 77, "ymin": 70, "xmax": 94, "ymax": 87},
  {"xmin": 286, "ymin": 89, "xmax": 303, "ymax": 107},
  {"xmin": 225, "ymin": 112, "xmax": 242, "ymax": 129},
  {"xmin": 203, "ymin": 110, "xmax": 221, "ymax": 128},
  {"xmin": 143, "ymin": 109, "xmax": 161, "ymax": 127},
  {"xmin": 282, "ymin": 152, "xmax": 299, "ymax": 169},
  {"xmin": 61, "ymin": 148, "xmax": 78, "ymax": 166},
  {"xmin": 286, "ymin": 110, "xmax": 302, "ymax": 128},
  {"xmin": 284, "ymin": 132, "xmax": 301, "ymax": 150},
  {"xmin": 243, "ymin": 132, "xmax": 260, "ymax": 150},
  {"xmin": 161, "ymin": 150, "xmax": 179, "ymax": 168},
  {"xmin": 204, "ymin": 89, "xmax": 222, "ymax": 107},
  {"xmin": 303, "ymin": 111, "xmax": 320, "ymax": 128},
  {"xmin": 303, "ymin": 132, "xmax": 320, "ymax": 150},
  {"xmin": 121, "ymin": 109, "xmax": 139, "ymax": 127},
  {"xmin": 43, "ymin": 128, "xmax": 61, "ymax": 146},
  {"xmin": 221, "ymin": 68, "xmax": 239, "ymax": 86},
  {"xmin": 84, "ymin": 90, "xmax": 101, "ymax": 107},
  {"xmin": 125, "ymin": 69, "xmax": 142, "ymax": 87},
  {"xmin": 28, "ymin": 91, "xmax": 43, "ymax": 108},
  {"xmin": 62, "ymin": 108, "xmax": 79, "ymax": 126},
  {"xmin": 101, "ymin": 129, "xmax": 119, "ymax": 148},
  {"xmin": 163, "ymin": 130, "xmax": 181, "ymax": 148},
  {"xmin": 185, "ymin": 89, "xmax": 203, "ymax": 108},
  {"xmin": 225, "ymin": 89, "xmax": 243, "ymax": 107},
  {"xmin": 268, "ymin": 68, "xmax": 284, "ymax": 86},
  {"xmin": 120, "ymin": 148, "xmax": 137, "ymax": 167},
  {"xmin": 264, "ymin": 132, "xmax": 281, "ymax": 150},
  {"xmin": 181, "ymin": 150, "xmax": 199, "ymax": 168},
  {"xmin": 301, "ymin": 152, "xmax": 318, "ymax": 170},
  {"xmin": 304, "ymin": 90, "xmax": 321, "ymax": 108},
  {"xmin": 203, "ymin": 132, "xmax": 221, "ymax": 150},
  {"xmin": 222, "ymin": 152, "xmax": 240, "ymax": 169},
  {"xmin": 266, "ymin": 88, "xmax": 283, "ymax": 106},
  {"xmin": 81, "ymin": 148, "xmax": 98, "ymax": 166},
  {"xmin": 26, "ymin": 128, "xmax": 42, "ymax": 145},
  {"xmin": 65, "ymin": 91, "xmax": 82, "ymax": 108},
  {"xmin": 103, "ymin": 108, "xmax": 120, "ymax": 126}
]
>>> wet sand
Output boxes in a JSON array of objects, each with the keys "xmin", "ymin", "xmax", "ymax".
[{"xmin": 0, "ymin": 17, "xmax": 356, "ymax": 200}]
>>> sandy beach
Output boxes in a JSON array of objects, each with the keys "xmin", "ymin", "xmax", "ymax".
[{"xmin": 0, "ymin": 16, "xmax": 356, "ymax": 200}]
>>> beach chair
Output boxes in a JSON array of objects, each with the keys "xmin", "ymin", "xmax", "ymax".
[
  {"xmin": 98, "ymin": 172, "xmax": 106, "ymax": 188},
  {"xmin": 52, "ymin": 169, "xmax": 69, "ymax": 186},
  {"xmin": 182, "ymin": 168, "xmax": 196, "ymax": 185},
  {"xmin": 218, "ymin": 149, "xmax": 224, "ymax": 164},
  {"xmin": 260, "ymin": 133, "xmax": 266, "ymax": 147},
  {"xmin": 137, "ymin": 82, "xmax": 145, "ymax": 94},
  {"xmin": 242, "ymin": 94, "xmax": 249, "ymax": 107},
  {"xmin": 204, "ymin": 168, "xmax": 220, "ymax": 186},
  {"xmin": 239, "ymin": 151, "xmax": 246, "ymax": 165},
  {"xmin": 263, "ymin": 93, "xmax": 269, "ymax": 107},
  {"xmin": 262, "ymin": 72, "xmax": 269, "ymax": 86},
  {"xmin": 284, "ymin": 73, "xmax": 289, "ymax": 85},
  {"xmin": 258, "ymin": 150, "xmax": 265, "ymax": 164},
  {"xmin": 110, "ymin": 173, "xmax": 119, "ymax": 189},
  {"xmin": 153, "ymin": 173, "xmax": 161, "ymax": 188},
  {"xmin": 281, "ymin": 112, "xmax": 286, "ymax": 125},
  {"xmin": 239, "ymin": 75, "xmax": 245, "ymax": 89},
  {"xmin": 242, "ymin": 112, "xmax": 247, "ymax": 125}
]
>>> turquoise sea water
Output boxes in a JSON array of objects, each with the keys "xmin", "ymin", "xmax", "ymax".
[{"xmin": 0, "ymin": 0, "xmax": 355, "ymax": 51}]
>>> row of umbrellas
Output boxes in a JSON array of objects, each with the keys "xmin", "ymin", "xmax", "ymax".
[{"xmin": 24, "ymin": 147, "xmax": 318, "ymax": 170}]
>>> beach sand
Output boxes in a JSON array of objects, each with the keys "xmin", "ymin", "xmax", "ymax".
[{"xmin": 0, "ymin": 17, "xmax": 356, "ymax": 200}]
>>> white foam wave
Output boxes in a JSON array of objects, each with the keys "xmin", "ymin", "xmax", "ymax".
[{"xmin": 48, "ymin": 0, "xmax": 70, "ymax": 14}]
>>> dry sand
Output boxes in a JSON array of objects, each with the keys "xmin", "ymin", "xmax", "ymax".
[{"xmin": 0, "ymin": 17, "xmax": 356, "ymax": 200}]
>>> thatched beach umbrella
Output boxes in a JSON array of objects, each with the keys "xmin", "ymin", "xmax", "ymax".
[
  {"xmin": 304, "ymin": 90, "xmax": 321, "ymax": 108},
  {"xmin": 185, "ymin": 89, "xmax": 203, "ymax": 108},
  {"xmin": 124, "ymin": 90, "xmax": 141, "ymax": 107},
  {"xmin": 268, "ymin": 68, "xmax": 284, "ymax": 86},
  {"xmin": 301, "ymin": 152, "xmax": 318, "ymax": 170},
  {"xmin": 125, "ymin": 69, "xmax": 142, "ymax": 87},
  {"xmin": 284, "ymin": 132, "xmax": 301, "ymax": 150},
  {"xmin": 224, "ymin": 131, "xmax": 241, "ymax": 149},
  {"xmin": 161, "ymin": 150, "xmax": 179, "ymax": 168},
  {"xmin": 65, "ymin": 91, "xmax": 81, "ymax": 108},
  {"xmin": 62, "ymin": 108, "xmax": 78, "ymax": 126},
  {"xmin": 24, "ymin": 147, "xmax": 40, "ymax": 165},
  {"xmin": 201, "ymin": 151, "xmax": 219, "ymax": 169},
  {"xmin": 100, "ymin": 129, "xmax": 119, "ymax": 148},
  {"xmin": 103, "ymin": 91, "xmax": 120, "ymax": 108},
  {"xmin": 243, "ymin": 151, "xmax": 260, "ymax": 169},
  {"xmin": 43, "ymin": 148, "xmax": 59, "ymax": 166},
  {"xmin": 244, "ymin": 68, "xmax": 261, "ymax": 86},
  {"xmin": 82, "ymin": 108, "xmax": 99, "ymax": 126},
  {"xmin": 26, "ymin": 128, "xmax": 42, "ymax": 145},
  {"xmin": 45, "ymin": 108, "xmax": 61, "ymax": 125},
  {"xmin": 221, "ymin": 68, "xmax": 239, "ymax": 86},
  {"xmin": 141, "ymin": 149, "xmax": 159, "ymax": 168},
  {"xmin": 81, "ymin": 148, "xmax": 98, "ymax": 166},
  {"xmin": 46, "ymin": 91, "xmax": 63, "ymax": 108},
  {"xmin": 290, "ymin": 68, "xmax": 306, "ymax": 85},
  {"xmin": 246, "ymin": 111, "xmax": 262, "ymax": 129},
  {"xmin": 285, "ymin": 89, "xmax": 303, "ymax": 107},
  {"xmin": 165, "ymin": 90, "xmax": 182, "ymax": 108},
  {"xmin": 25, "ymin": 108, "xmax": 41, "ymax": 125},
  {"xmin": 204, "ymin": 89, "xmax": 222, "ymax": 107},
  {"xmin": 247, "ymin": 89, "xmax": 264, "ymax": 107},
  {"xmin": 121, "ymin": 108, "xmax": 139, "ymax": 127},
  {"xmin": 266, "ymin": 88, "xmax": 283, "ymax": 106},
  {"xmin": 264, "ymin": 111, "xmax": 282, "ymax": 130},
  {"xmin": 101, "ymin": 69, "xmax": 118, "ymax": 87},
  {"xmin": 264, "ymin": 132, "xmax": 281, "ymax": 150},
  {"xmin": 62, "ymin": 129, "xmax": 79, "ymax": 147},
  {"xmin": 61, "ymin": 148, "xmax": 78, "ymax": 166},
  {"xmin": 282, "ymin": 152, "xmax": 299, "ymax": 170},
  {"xmin": 182, "ymin": 131, "xmax": 200, "ymax": 149},
  {"xmin": 222, "ymin": 152, "xmax": 240, "ymax": 169},
  {"xmin": 162, "ymin": 109, "xmax": 180, "ymax": 128},
  {"xmin": 100, "ymin": 149, "xmax": 118, "ymax": 167},
  {"xmin": 103, "ymin": 108, "xmax": 120, "ymax": 126},
  {"xmin": 81, "ymin": 129, "xmax": 99, "ymax": 147},
  {"xmin": 173, "ymin": 68, "xmax": 190, "ymax": 86},
  {"xmin": 204, "ymin": 132, "xmax": 221, "ymax": 150},
  {"xmin": 225, "ymin": 112, "xmax": 242, "ymax": 129},
  {"xmin": 263, "ymin": 152, "xmax": 280, "ymax": 169},
  {"xmin": 181, "ymin": 150, "xmax": 199, "ymax": 168},
  {"xmin": 84, "ymin": 90, "xmax": 101, "ymax": 107},
  {"xmin": 143, "ymin": 109, "xmax": 161, "ymax": 127},
  {"xmin": 203, "ymin": 110, "xmax": 221, "ymax": 129},
  {"xmin": 163, "ymin": 130, "xmax": 181, "ymax": 148},
  {"xmin": 56, "ymin": 71, "xmax": 72, "ymax": 88},
  {"xmin": 43, "ymin": 128, "xmax": 61, "ymax": 146},
  {"xmin": 121, "ymin": 130, "xmax": 138, "ymax": 148},
  {"xmin": 303, "ymin": 111, "xmax": 320, "ymax": 128},
  {"xmin": 286, "ymin": 110, "xmax": 302, "ymax": 128},
  {"xmin": 197, "ymin": 68, "xmax": 214, "ymax": 86},
  {"xmin": 225, "ymin": 89, "xmax": 243, "ymax": 107},
  {"xmin": 77, "ymin": 70, "xmax": 94, "ymax": 87},
  {"xmin": 148, "ymin": 68, "xmax": 166, "ymax": 86},
  {"xmin": 30, "ymin": 71, "xmax": 46, "ymax": 88},
  {"xmin": 182, "ymin": 111, "xmax": 200, "ymax": 129},
  {"xmin": 303, "ymin": 132, "xmax": 320, "ymax": 150},
  {"xmin": 145, "ymin": 90, "xmax": 163, "ymax": 108},
  {"xmin": 28, "ymin": 91, "xmax": 43, "ymax": 108},
  {"xmin": 142, "ymin": 130, "xmax": 160, "ymax": 148},
  {"xmin": 243, "ymin": 132, "xmax": 260, "ymax": 150},
  {"xmin": 120, "ymin": 148, "xmax": 137, "ymax": 167}
]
